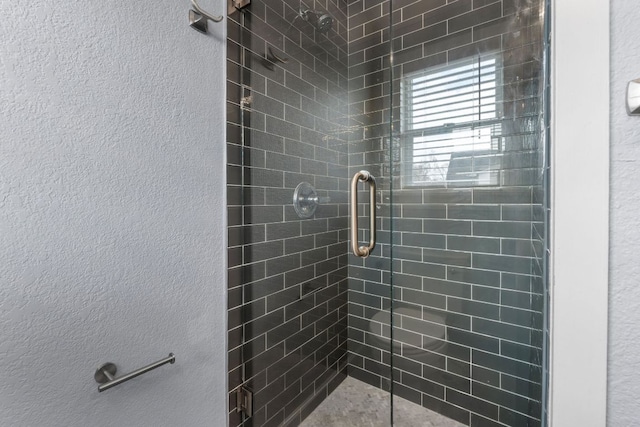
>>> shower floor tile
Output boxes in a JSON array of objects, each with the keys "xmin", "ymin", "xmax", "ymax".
[{"xmin": 300, "ymin": 376, "xmax": 465, "ymax": 427}]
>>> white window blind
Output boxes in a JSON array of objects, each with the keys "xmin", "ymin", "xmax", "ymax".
[{"xmin": 402, "ymin": 55, "xmax": 503, "ymax": 186}]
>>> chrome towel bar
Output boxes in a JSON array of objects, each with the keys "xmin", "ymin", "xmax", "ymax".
[
  {"xmin": 350, "ymin": 170, "xmax": 376, "ymax": 258},
  {"xmin": 95, "ymin": 353, "xmax": 175, "ymax": 392}
]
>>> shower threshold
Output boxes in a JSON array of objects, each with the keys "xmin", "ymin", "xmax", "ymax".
[{"xmin": 301, "ymin": 376, "xmax": 465, "ymax": 427}]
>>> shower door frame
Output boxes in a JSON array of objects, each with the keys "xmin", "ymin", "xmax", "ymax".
[{"xmin": 549, "ymin": 0, "xmax": 609, "ymax": 426}]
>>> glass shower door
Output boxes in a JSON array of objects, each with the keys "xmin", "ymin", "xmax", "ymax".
[
  {"xmin": 226, "ymin": 1, "xmax": 393, "ymax": 426},
  {"xmin": 385, "ymin": 0, "xmax": 549, "ymax": 426}
]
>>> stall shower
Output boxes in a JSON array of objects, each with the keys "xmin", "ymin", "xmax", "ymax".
[{"xmin": 226, "ymin": 0, "xmax": 548, "ymax": 426}]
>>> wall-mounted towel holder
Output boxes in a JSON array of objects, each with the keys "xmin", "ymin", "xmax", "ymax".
[
  {"xmin": 189, "ymin": 0, "xmax": 223, "ymax": 34},
  {"xmin": 627, "ymin": 79, "xmax": 640, "ymax": 115}
]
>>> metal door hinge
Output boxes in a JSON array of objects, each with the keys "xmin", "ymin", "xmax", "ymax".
[
  {"xmin": 228, "ymin": 0, "xmax": 250, "ymax": 14},
  {"xmin": 236, "ymin": 386, "xmax": 253, "ymax": 416}
]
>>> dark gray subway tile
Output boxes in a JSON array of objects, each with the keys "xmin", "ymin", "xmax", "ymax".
[
  {"xmin": 267, "ymin": 80, "xmax": 301, "ymax": 108},
  {"xmin": 448, "ymin": 236, "xmax": 500, "ymax": 254},
  {"xmin": 469, "ymin": 414, "xmax": 504, "ymax": 427},
  {"xmin": 473, "ymin": 221, "xmax": 532, "ymax": 239},
  {"xmin": 423, "ymin": 278, "xmax": 471, "ymax": 299},
  {"xmin": 402, "ymin": 232, "xmax": 447, "ymax": 249},
  {"xmin": 247, "ymin": 129, "xmax": 285, "ymax": 153},
  {"xmin": 472, "ymin": 285, "xmax": 500, "ymax": 303},
  {"xmin": 449, "ymin": 205, "xmax": 501, "ymax": 220},
  {"xmin": 424, "ymin": 28, "xmax": 473, "ymax": 56},
  {"xmin": 424, "ymin": 219, "xmax": 472, "ymax": 235},
  {"xmin": 448, "ymin": 34, "xmax": 502, "ymax": 61},
  {"xmin": 266, "ymin": 253, "xmax": 301, "ymax": 276},
  {"xmin": 266, "ymin": 116, "xmax": 302, "ymax": 140},
  {"xmin": 501, "ymin": 272, "xmax": 532, "ymax": 292},
  {"xmin": 423, "ymin": 365, "xmax": 470, "ymax": 393},
  {"xmin": 244, "ymin": 274, "xmax": 284, "ymax": 302},
  {"xmin": 402, "ymin": 21, "xmax": 448, "ymax": 48},
  {"xmin": 423, "ymin": 248, "xmax": 472, "ymax": 267},
  {"xmin": 252, "ymin": 92, "xmax": 285, "ymax": 118},
  {"xmin": 266, "ymin": 221, "xmax": 301, "ymax": 240},
  {"xmin": 446, "ymin": 388, "xmax": 498, "ymax": 420},
  {"xmin": 265, "ymin": 187, "xmax": 295, "ymax": 205},
  {"xmin": 403, "ymin": 260, "xmax": 447, "ymax": 280},
  {"xmin": 472, "ymin": 318, "xmax": 533, "ymax": 345},
  {"xmin": 228, "ymin": 225, "xmax": 266, "ymax": 247},
  {"xmin": 402, "ymin": 287, "xmax": 446, "ymax": 309},
  {"xmin": 244, "ymin": 309, "xmax": 285, "ymax": 342},
  {"xmin": 474, "ymin": 187, "xmax": 532, "ymax": 204},
  {"xmin": 244, "ymin": 206, "xmax": 284, "ymax": 224},
  {"xmin": 473, "ymin": 382, "xmax": 541, "ymax": 419},
  {"xmin": 473, "ymin": 253, "xmax": 532, "ymax": 275},
  {"xmin": 393, "ymin": 273, "xmax": 423, "ymax": 290},
  {"xmin": 447, "ymin": 266, "xmax": 500, "ymax": 287},
  {"xmin": 422, "ymin": 394, "xmax": 471, "ymax": 425},
  {"xmin": 388, "ymin": 245, "xmax": 423, "ymax": 261},
  {"xmin": 501, "ymin": 205, "xmax": 533, "ymax": 221},
  {"xmin": 499, "ymin": 407, "xmax": 542, "ymax": 427},
  {"xmin": 500, "ymin": 373, "xmax": 542, "ymax": 400},
  {"xmin": 402, "ymin": 371, "xmax": 445, "ymax": 399},
  {"xmin": 501, "ymin": 238, "xmax": 535, "ymax": 257},
  {"xmin": 500, "ymin": 306, "xmax": 542, "ymax": 329},
  {"xmin": 472, "ymin": 365, "xmax": 500, "ymax": 387},
  {"xmin": 449, "ymin": 298, "xmax": 500, "ymax": 321},
  {"xmin": 501, "ymin": 341, "xmax": 542, "ymax": 365},
  {"xmin": 448, "ymin": 2, "xmax": 502, "ymax": 33},
  {"xmin": 402, "ymin": 315, "xmax": 446, "ymax": 340},
  {"xmin": 350, "ymin": 290, "xmax": 383, "ymax": 309},
  {"xmin": 284, "ymin": 235, "xmax": 315, "ymax": 254},
  {"xmin": 244, "ymin": 240, "xmax": 284, "ymax": 263},
  {"xmin": 403, "ymin": 204, "xmax": 447, "ymax": 219},
  {"xmin": 266, "ymin": 151, "xmax": 302, "ymax": 173},
  {"xmin": 501, "ymin": 289, "xmax": 539, "ymax": 311},
  {"xmin": 245, "ymin": 167, "xmax": 284, "ymax": 188}
]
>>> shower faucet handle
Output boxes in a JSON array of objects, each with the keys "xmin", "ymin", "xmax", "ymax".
[{"xmin": 293, "ymin": 182, "xmax": 330, "ymax": 219}]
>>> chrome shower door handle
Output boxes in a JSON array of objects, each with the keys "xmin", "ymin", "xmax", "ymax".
[{"xmin": 350, "ymin": 170, "xmax": 376, "ymax": 258}]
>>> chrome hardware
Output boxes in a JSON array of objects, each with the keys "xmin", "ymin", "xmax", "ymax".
[
  {"xmin": 95, "ymin": 353, "xmax": 175, "ymax": 392},
  {"xmin": 189, "ymin": 0, "xmax": 223, "ymax": 34},
  {"xmin": 293, "ymin": 182, "xmax": 330, "ymax": 219},
  {"xmin": 240, "ymin": 96, "xmax": 252, "ymax": 110},
  {"xmin": 627, "ymin": 78, "xmax": 640, "ymax": 115},
  {"xmin": 350, "ymin": 171, "xmax": 376, "ymax": 258},
  {"xmin": 236, "ymin": 386, "xmax": 253, "ymax": 416}
]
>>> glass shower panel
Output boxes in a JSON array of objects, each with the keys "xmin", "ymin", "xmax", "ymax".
[
  {"xmin": 388, "ymin": 1, "xmax": 549, "ymax": 426},
  {"xmin": 226, "ymin": 1, "xmax": 368, "ymax": 426}
]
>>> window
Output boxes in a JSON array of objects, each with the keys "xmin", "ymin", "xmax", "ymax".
[{"xmin": 401, "ymin": 55, "xmax": 503, "ymax": 187}]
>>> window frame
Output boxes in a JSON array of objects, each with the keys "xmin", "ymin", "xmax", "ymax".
[{"xmin": 400, "ymin": 53, "xmax": 504, "ymax": 188}]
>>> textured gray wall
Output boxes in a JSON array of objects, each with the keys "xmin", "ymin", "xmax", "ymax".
[
  {"xmin": 0, "ymin": 0, "xmax": 227, "ymax": 425},
  {"xmin": 609, "ymin": 1, "xmax": 640, "ymax": 425}
]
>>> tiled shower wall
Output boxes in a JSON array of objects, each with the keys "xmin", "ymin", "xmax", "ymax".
[
  {"xmin": 347, "ymin": 1, "xmax": 547, "ymax": 426},
  {"xmin": 226, "ymin": 1, "xmax": 352, "ymax": 426}
]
